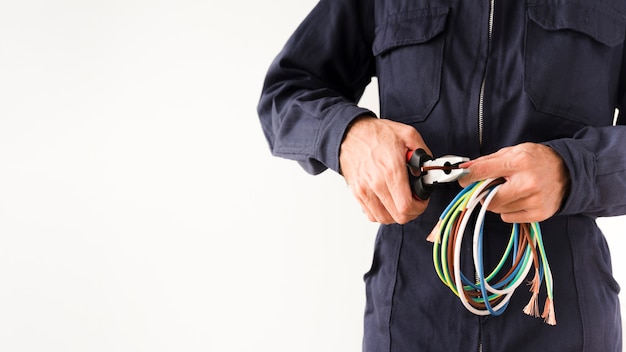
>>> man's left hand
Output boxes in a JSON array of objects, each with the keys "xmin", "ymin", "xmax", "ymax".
[{"xmin": 458, "ymin": 143, "xmax": 570, "ymax": 223}]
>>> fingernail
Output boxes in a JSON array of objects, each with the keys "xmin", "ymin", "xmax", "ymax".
[{"xmin": 460, "ymin": 160, "xmax": 474, "ymax": 168}]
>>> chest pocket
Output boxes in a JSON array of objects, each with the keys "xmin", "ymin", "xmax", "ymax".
[
  {"xmin": 373, "ymin": 7, "xmax": 449, "ymax": 124},
  {"xmin": 524, "ymin": 1, "xmax": 626, "ymax": 125}
]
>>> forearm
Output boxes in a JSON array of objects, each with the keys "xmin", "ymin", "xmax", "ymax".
[
  {"xmin": 257, "ymin": 0, "xmax": 375, "ymax": 175},
  {"xmin": 258, "ymin": 80, "xmax": 375, "ymax": 174}
]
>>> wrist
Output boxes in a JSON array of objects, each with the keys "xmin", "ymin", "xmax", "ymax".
[{"xmin": 344, "ymin": 114, "xmax": 377, "ymax": 138}]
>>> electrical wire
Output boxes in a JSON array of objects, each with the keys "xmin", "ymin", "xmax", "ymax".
[{"xmin": 428, "ymin": 178, "xmax": 556, "ymax": 325}]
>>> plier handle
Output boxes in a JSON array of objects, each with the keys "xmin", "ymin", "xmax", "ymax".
[{"xmin": 407, "ymin": 149, "xmax": 469, "ymax": 200}]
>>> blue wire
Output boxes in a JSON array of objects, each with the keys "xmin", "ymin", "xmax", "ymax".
[
  {"xmin": 434, "ymin": 180, "xmax": 554, "ymax": 321},
  {"xmin": 476, "ymin": 214, "xmax": 505, "ymax": 315},
  {"xmin": 440, "ymin": 182, "xmax": 476, "ymax": 220}
]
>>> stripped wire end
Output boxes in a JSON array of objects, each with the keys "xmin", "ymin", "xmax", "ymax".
[
  {"xmin": 523, "ymin": 291, "xmax": 540, "ymax": 318},
  {"xmin": 430, "ymin": 179, "xmax": 556, "ymax": 322},
  {"xmin": 528, "ymin": 268, "xmax": 542, "ymax": 292},
  {"xmin": 427, "ymin": 220, "xmax": 442, "ymax": 243},
  {"xmin": 523, "ymin": 268, "xmax": 542, "ymax": 317},
  {"xmin": 541, "ymin": 298, "xmax": 557, "ymax": 326}
]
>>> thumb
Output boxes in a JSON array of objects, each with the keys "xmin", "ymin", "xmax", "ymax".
[
  {"xmin": 403, "ymin": 129, "xmax": 431, "ymax": 157},
  {"xmin": 458, "ymin": 154, "xmax": 510, "ymax": 187}
]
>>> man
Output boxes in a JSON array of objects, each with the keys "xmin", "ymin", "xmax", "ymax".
[{"xmin": 258, "ymin": 0, "xmax": 626, "ymax": 351}]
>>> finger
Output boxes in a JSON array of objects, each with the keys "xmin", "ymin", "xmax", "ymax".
[
  {"xmin": 389, "ymin": 150, "xmax": 433, "ymax": 223},
  {"xmin": 377, "ymin": 178, "xmax": 425, "ymax": 224},
  {"xmin": 385, "ymin": 164, "xmax": 417, "ymax": 215},
  {"xmin": 349, "ymin": 179, "xmax": 396, "ymax": 224},
  {"xmin": 460, "ymin": 153, "xmax": 521, "ymax": 187},
  {"xmin": 371, "ymin": 143, "xmax": 427, "ymax": 223},
  {"xmin": 356, "ymin": 190, "xmax": 395, "ymax": 224},
  {"xmin": 387, "ymin": 195, "xmax": 428, "ymax": 224},
  {"xmin": 486, "ymin": 194, "xmax": 532, "ymax": 216},
  {"xmin": 489, "ymin": 192, "xmax": 560, "ymax": 223},
  {"xmin": 355, "ymin": 169, "xmax": 427, "ymax": 224},
  {"xmin": 499, "ymin": 210, "xmax": 532, "ymax": 224},
  {"xmin": 459, "ymin": 147, "xmax": 511, "ymax": 167},
  {"xmin": 499, "ymin": 209, "xmax": 550, "ymax": 224},
  {"xmin": 458, "ymin": 146, "xmax": 524, "ymax": 186},
  {"xmin": 365, "ymin": 199, "xmax": 396, "ymax": 224},
  {"xmin": 401, "ymin": 198, "xmax": 429, "ymax": 224},
  {"xmin": 479, "ymin": 188, "xmax": 541, "ymax": 223},
  {"xmin": 482, "ymin": 180, "xmax": 528, "ymax": 210},
  {"xmin": 400, "ymin": 124, "xmax": 431, "ymax": 156},
  {"xmin": 484, "ymin": 182, "xmax": 560, "ymax": 223},
  {"xmin": 371, "ymin": 182, "xmax": 402, "ymax": 224}
]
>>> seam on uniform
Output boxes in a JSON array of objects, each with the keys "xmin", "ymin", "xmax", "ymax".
[
  {"xmin": 566, "ymin": 217, "xmax": 588, "ymax": 350},
  {"xmin": 387, "ymin": 225, "xmax": 405, "ymax": 352}
]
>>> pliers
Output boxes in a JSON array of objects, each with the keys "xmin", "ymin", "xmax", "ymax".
[{"xmin": 407, "ymin": 149, "xmax": 470, "ymax": 200}]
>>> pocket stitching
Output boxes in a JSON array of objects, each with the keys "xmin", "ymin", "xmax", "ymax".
[
  {"xmin": 373, "ymin": 8, "xmax": 448, "ymax": 123},
  {"xmin": 373, "ymin": 7, "xmax": 449, "ymax": 56},
  {"xmin": 527, "ymin": 3, "xmax": 626, "ymax": 46},
  {"xmin": 524, "ymin": 3, "xmax": 623, "ymax": 123}
]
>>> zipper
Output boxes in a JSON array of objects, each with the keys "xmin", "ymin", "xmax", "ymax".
[
  {"xmin": 478, "ymin": 4, "xmax": 495, "ymax": 352},
  {"xmin": 478, "ymin": 0, "xmax": 495, "ymax": 147}
]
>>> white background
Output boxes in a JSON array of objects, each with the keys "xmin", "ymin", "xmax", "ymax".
[{"xmin": 0, "ymin": 1, "xmax": 623, "ymax": 351}]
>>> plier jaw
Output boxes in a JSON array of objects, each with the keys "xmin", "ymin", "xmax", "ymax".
[{"xmin": 407, "ymin": 149, "xmax": 469, "ymax": 200}]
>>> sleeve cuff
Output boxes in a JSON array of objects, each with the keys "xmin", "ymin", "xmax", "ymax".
[
  {"xmin": 542, "ymin": 139, "xmax": 596, "ymax": 216},
  {"xmin": 314, "ymin": 103, "xmax": 377, "ymax": 174}
]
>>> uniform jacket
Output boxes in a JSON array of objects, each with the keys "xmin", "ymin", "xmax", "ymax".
[{"xmin": 257, "ymin": 0, "xmax": 626, "ymax": 351}]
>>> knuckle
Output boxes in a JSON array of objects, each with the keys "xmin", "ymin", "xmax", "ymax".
[
  {"xmin": 519, "ymin": 181, "xmax": 538, "ymax": 195},
  {"xmin": 510, "ymin": 175, "xmax": 538, "ymax": 194},
  {"xmin": 469, "ymin": 164, "xmax": 487, "ymax": 179},
  {"xmin": 395, "ymin": 202, "xmax": 427, "ymax": 225},
  {"xmin": 395, "ymin": 212, "xmax": 410, "ymax": 224},
  {"xmin": 352, "ymin": 183, "xmax": 369, "ymax": 198},
  {"xmin": 503, "ymin": 156, "xmax": 518, "ymax": 171},
  {"xmin": 500, "ymin": 213, "xmax": 515, "ymax": 224},
  {"xmin": 396, "ymin": 198, "xmax": 413, "ymax": 215},
  {"xmin": 530, "ymin": 209, "xmax": 549, "ymax": 223},
  {"xmin": 379, "ymin": 213, "xmax": 395, "ymax": 225},
  {"xmin": 515, "ymin": 147, "xmax": 536, "ymax": 167},
  {"xmin": 382, "ymin": 167, "xmax": 397, "ymax": 181},
  {"xmin": 395, "ymin": 211, "xmax": 414, "ymax": 225},
  {"xmin": 399, "ymin": 122, "xmax": 418, "ymax": 135}
]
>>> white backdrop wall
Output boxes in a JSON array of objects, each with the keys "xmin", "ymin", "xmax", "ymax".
[{"xmin": 0, "ymin": 1, "xmax": 623, "ymax": 351}]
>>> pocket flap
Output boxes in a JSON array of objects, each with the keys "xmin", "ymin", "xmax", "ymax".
[
  {"xmin": 528, "ymin": 3, "xmax": 626, "ymax": 47},
  {"xmin": 373, "ymin": 7, "xmax": 449, "ymax": 56}
]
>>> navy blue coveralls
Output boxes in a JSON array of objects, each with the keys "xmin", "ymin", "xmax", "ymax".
[{"xmin": 257, "ymin": 0, "xmax": 626, "ymax": 351}]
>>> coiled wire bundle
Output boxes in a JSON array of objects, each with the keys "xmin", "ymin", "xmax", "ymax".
[{"xmin": 428, "ymin": 178, "xmax": 556, "ymax": 325}]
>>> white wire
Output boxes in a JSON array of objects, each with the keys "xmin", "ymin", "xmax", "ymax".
[
  {"xmin": 453, "ymin": 178, "xmax": 534, "ymax": 315},
  {"xmin": 453, "ymin": 179, "xmax": 498, "ymax": 315},
  {"xmin": 473, "ymin": 184, "xmax": 534, "ymax": 296}
]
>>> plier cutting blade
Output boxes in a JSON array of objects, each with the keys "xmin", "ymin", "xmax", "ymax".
[{"xmin": 407, "ymin": 149, "xmax": 470, "ymax": 200}]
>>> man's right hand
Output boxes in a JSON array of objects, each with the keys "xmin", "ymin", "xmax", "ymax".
[{"xmin": 339, "ymin": 116, "xmax": 430, "ymax": 224}]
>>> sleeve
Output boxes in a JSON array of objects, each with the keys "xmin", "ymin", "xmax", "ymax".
[
  {"xmin": 256, "ymin": 0, "xmax": 376, "ymax": 175},
  {"xmin": 544, "ymin": 41, "xmax": 626, "ymax": 218},
  {"xmin": 545, "ymin": 126, "xmax": 626, "ymax": 217}
]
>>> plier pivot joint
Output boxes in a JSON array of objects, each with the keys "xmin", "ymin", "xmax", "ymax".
[{"xmin": 407, "ymin": 149, "xmax": 469, "ymax": 200}]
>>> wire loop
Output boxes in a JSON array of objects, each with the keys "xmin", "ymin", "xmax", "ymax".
[{"xmin": 429, "ymin": 178, "xmax": 556, "ymax": 325}]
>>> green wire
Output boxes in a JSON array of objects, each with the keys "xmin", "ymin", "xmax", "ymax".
[
  {"xmin": 431, "ymin": 180, "xmax": 554, "ymax": 311},
  {"xmin": 532, "ymin": 222, "xmax": 554, "ymax": 300}
]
